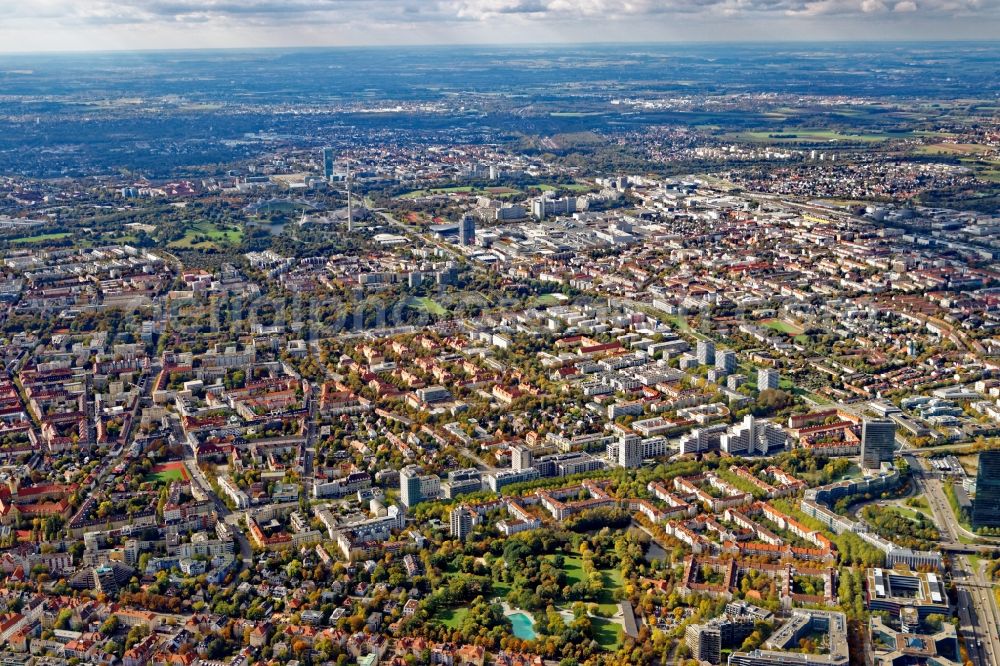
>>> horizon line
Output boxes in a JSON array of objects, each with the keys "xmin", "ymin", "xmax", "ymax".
[{"xmin": 2, "ymin": 37, "xmax": 999, "ymax": 57}]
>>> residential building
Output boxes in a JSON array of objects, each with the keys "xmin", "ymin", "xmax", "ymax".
[
  {"xmin": 757, "ymin": 368, "xmax": 780, "ymax": 391},
  {"xmin": 400, "ymin": 465, "xmax": 441, "ymax": 507},
  {"xmin": 686, "ymin": 623, "xmax": 721, "ymax": 664},
  {"xmin": 716, "ymin": 350, "xmax": 737, "ymax": 375},
  {"xmin": 450, "ymin": 505, "xmax": 475, "ymax": 540},
  {"xmin": 697, "ymin": 340, "xmax": 716, "ymax": 366},
  {"xmin": 721, "ymin": 415, "xmax": 787, "ymax": 456}
]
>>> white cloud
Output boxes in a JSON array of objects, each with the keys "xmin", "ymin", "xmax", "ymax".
[{"xmin": 0, "ymin": 0, "xmax": 997, "ymax": 50}]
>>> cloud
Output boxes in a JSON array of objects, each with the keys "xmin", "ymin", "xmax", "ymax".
[
  {"xmin": 445, "ymin": 0, "xmax": 993, "ymax": 18},
  {"xmin": 0, "ymin": 0, "xmax": 997, "ymax": 51},
  {"xmin": 4, "ymin": 0, "xmax": 995, "ymax": 26}
]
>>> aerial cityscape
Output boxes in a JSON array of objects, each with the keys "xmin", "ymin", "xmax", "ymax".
[{"xmin": 0, "ymin": 14, "xmax": 999, "ymax": 666}]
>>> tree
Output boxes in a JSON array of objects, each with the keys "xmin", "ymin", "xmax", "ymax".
[{"xmin": 100, "ymin": 615, "xmax": 120, "ymax": 636}]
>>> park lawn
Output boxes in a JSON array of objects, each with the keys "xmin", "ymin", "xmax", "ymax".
[
  {"xmin": 493, "ymin": 581, "xmax": 512, "ymax": 599},
  {"xmin": 547, "ymin": 554, "xmax": 587, "ymax": 586},
  {"xmin": 437, "ymin": 607, "xmax": 469, "ymax": 629},
  {"xmin": 10, "ymin": 232, "xmax": 72, "ymax": 244},
  {"xmin": 399, "ymin": 186, "xmax": 478, "ymax": 199},
  {"xmin": 534, "ymin": 293, "xmax": 566, "ymax": 306},
  {"xmin": 546, "ymin": 555, "xmax": 624, "ymax": 614},
  {"xmin": 595, "ymin": 567, "xmax": 624, "ymax": 615},
  {"xmin": 408, "ymin": 297, "xmax": 448, "ymax": 316},
  {"xmin": 590, "ymin": 617, "xmax": 623, "ymax": 650},
  {"xmin": 829, "ymin": 462, "xmax": 861, "ymax": 483},
  {"xmin": 169, "ymin": 220, "xmax": 244, "ymax": 249},
  {"xmin": 665, "ymin": 314, "xmax": 691, "ymax": 332},
  {"xmin": 762, "ymin": 318, "xmax": 804, "ymax": 335},
  {"xmin": 892, "ymin": 505, "xmax": 932, "ymax": 522}
]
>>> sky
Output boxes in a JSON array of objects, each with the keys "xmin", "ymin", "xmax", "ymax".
[{"xmin": 0, "ymin": 0, "xmax": 997, "ymax": 53}]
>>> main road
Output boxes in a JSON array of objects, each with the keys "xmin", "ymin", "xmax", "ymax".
[
  {"xmin": 171, "ymin": 414, "xmax": 255, "ymax": 566},
  {"xmin": 952, "ymin": 555, "xmax": 1000, "ymax": 666},
  {"xmin": 909, "ymin": 451, "xmax": 1000, "ymax": 665}
]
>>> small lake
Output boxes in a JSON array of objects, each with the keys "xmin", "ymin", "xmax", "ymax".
[{"xmin": 509, "ymin": 612, "xmax": 536, "ymax": 640}]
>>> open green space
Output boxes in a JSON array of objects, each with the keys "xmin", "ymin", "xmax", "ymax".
[
  {"xmin": 544, "ymin": 554, "xmax": 624, "ymax": 616},
  {"xmin": 407, "ymin": 297, "xmax": 448, "ymax": 316},
  {"xmin": 792, "ymin": 387, "xmax": 834, "ymax": 405},
  {"xmin": 549, "ymin": 554, "xmax": 586, "ymax": 586},
  {"xmin": 9, "ymin": 232, "xmax": 72, "ymax": 244},
  {"xmin": 400, "ymin": 186, "xmax": 478, "ymax": 199},
  {"xmin": 732, "ymin": 129, "xmax": 896, "ymax": 144},
  {"xmin": 437, "ymin": 606, "xmax": 469, "ymax": 629},
  {"xmin": 168, "ymin": 220, "xmax": 244, "ymax": 249},
  {"xmin": 591, "ymin": 617, "xmax": 622, "ymax": 651},
  {"xmin": 533, "ymin": 293, "xmax": 566, "ymax": 306},
  {"xmin": 534, "ymin": 182, "xmax": 592, "ymax": 193},
  {"xmin": 144, "ymin": 467, "xmax": 188, "ymax": 485},
  {"xmin": 891, "ymin": 505, "xmax": 931, "ymax": 521},
  {"xmin": 761, "ymin": 318, "xmax": 804, "ymax": 335},
  {"xmin": 914, "ymin": 142, "xmax": 991, "ymax": 156}
]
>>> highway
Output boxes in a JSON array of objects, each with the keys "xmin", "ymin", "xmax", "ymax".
[
  {"xmin": 908, "ymin": 452, "xmax": 1000, "ymax": 665},
  {"xmin": 904, "ymin": 452, "xmax": 1000, "ymax": 545},
  {"xmin": 952, "ymin": 555, "xmax": 1000, "ymax": 666}
]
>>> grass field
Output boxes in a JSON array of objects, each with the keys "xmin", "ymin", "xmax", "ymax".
[
  {"xmin": 664, "ymin": 314, "xmax": 691, "ymax": 331},
  {"xmin": 144, "ymin": 463, "xmax": 189, "ymax": 485},
  {"xmin": 546, "ymin": 555, "xmax": 624, "ymax": 616},
  {"xmin": 551, "ymin": 554, "xmax": 587, "ymax": 586},
  {"xmin": 399, "ymin": 186, "xmax": 478, "ymax": 199},
  {"xmin": 534, "ymin": 183, "xmax": 592, "ymax": 193},
  {"xmin": 761, "ymin": 318, "xmax": 805, "ymax": 336},
  {"xmin": 591, "ymin": 617, "xmax": 622, "ymax": 650},
  {"xmin": 437, "ymin": 607, "xmax": 469, "ymax": 629},
  {"xmin": 792, "ymin": 387, "xmax": 834, "ymax": 406},
  {"xmin": 533, "ymin": 293, "xmax": 566, "ymax": 306},
  {"xmin": 544, "ymin": 554, "xmax": 624, "ymax": 650},
  {"xmin": 407, "ymin": 297, "xmax": 448, "ymax": 315},
  {"xmin": 733, "ymin": 129, "xmax": 893, "ymax": 144},
  {"xmin": 168, "ymin": 221, "xmax": 244, "ymax": 249},
  {"xmin": 9, "ymin": 232, "xmax": 72, "ymax": 244},
  {"xmin": 891, "ymin": 504, "xmax": 932, "ymax": 522},
  {"xmin": 914, "ymin": 142, "xmax": 991, "ymax": 156}
]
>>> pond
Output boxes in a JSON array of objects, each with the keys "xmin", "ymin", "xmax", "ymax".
[{"xmin": 509, "ymin": 612, "xmax": 537, "ymax": 640}]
